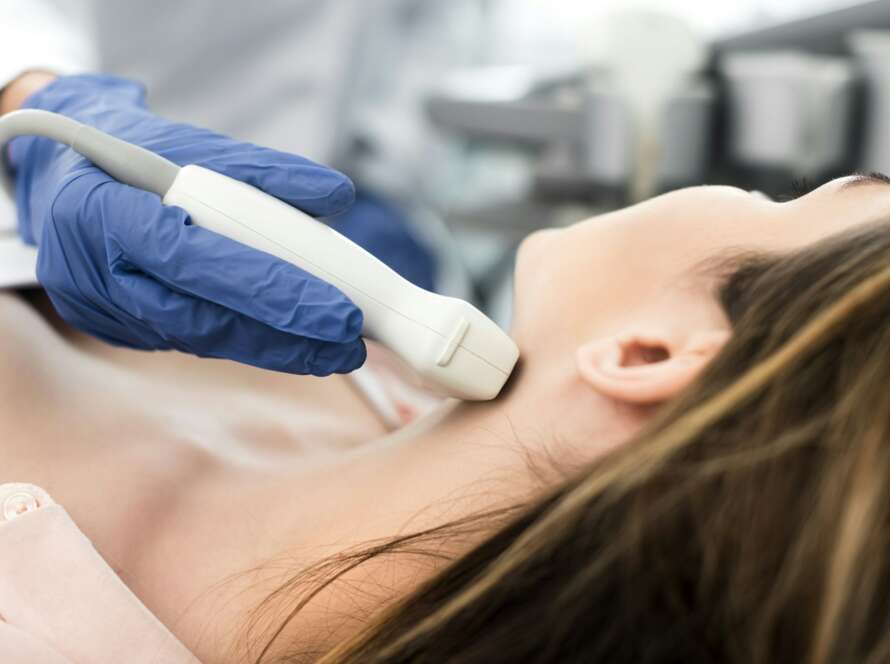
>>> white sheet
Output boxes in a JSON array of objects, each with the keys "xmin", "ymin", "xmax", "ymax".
[
  {"xmin": 0, "ymin": 184, "xmax": 38, "ymax": 288},
  {"xmin": 0, "ymin": 180, "xmax": 14, "ymax": 233}
]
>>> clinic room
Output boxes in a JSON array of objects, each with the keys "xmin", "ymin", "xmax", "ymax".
[{"xmin": 3, "ymin": 0, "xmax": 890, "ymax": 662}]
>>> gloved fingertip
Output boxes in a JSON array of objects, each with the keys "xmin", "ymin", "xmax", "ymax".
[
  {"xmin": 323, "ymin": 178, "xmax": 356, "ymax": 217},
  {"xmin": 310, "ymin": 339, "xmax": 367, "ymax": 376},
  {"xmin": 343, "ymin": 305, "xmax": 364, "ymax": 341},
  {"xmin": 344, "ymin": 339, "xmax": 368, "ymax": 372}
]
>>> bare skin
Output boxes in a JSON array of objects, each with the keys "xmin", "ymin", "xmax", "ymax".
[{"xmin": 6, "ymin": 74, "xmax": 890, "ymax": 663}]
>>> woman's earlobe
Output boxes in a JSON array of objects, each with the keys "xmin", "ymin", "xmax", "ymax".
[{"xmin": 575, "ymin": 330, "xmax": 728, "ymax": 405}]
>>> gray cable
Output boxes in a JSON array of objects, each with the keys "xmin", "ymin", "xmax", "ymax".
[{"xmin": 0, "ymin": 109, "xmax": 180, "ymax": 196}]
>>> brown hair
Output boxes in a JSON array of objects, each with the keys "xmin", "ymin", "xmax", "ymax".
[{"xmin": 263, "ymin": 220, "xmax": 890, "ymax": 663}]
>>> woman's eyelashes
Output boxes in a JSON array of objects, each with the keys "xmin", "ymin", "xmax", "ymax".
[
  {"xmin": 774, "ymin": 172, "xmax": 890, "ymax": 203},
  {"xmin": 861, "ymin": 171, "xmax": 890, "ymax": 185},
  {"xmin": 776, "ymin": 177, "xmax": 817, "ymax": 203}
]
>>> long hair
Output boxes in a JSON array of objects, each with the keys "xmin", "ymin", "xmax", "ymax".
[{"xmin": 267, "ymin": 220, "xmax": 890, "ymax": 664}]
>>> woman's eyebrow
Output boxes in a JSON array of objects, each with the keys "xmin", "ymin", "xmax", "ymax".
[{"xmin": 840, "ymin": 172, "xmax": 890, "ymax": 191}]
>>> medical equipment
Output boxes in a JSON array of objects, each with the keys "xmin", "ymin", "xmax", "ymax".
[
  {"xmin": 596, "ymin": 11, "xmax": 708, "ymax": 202},
  {"xmin": 849, "ymin": 30, "xmax": 890, "ymax": 176},
  {"xmin": 720, "ymin": 51, "xmax": 856, "ymax": 179},
  {"xmin": 0, "ymin": 109, "xmax": 519, "ymax": 400},
  {"xmin": 426, "ymin": 63, "xmax": 713, "ymax": 204}
]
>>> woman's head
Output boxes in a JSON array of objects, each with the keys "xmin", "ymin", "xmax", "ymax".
[
  {"xmin": 317, "ymin": 201, "xmax": 890, "ymax": 662},
  {"xmin": 504, "ymin": 175, "xmax": 890, "ymax": 459}
]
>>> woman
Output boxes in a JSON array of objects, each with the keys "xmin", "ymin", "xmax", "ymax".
[{"xmin": 3, "ymin": 173, "xmax": 890, "ymax": 663}]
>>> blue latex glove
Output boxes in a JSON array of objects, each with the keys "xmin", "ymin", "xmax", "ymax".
[{"xmin": 7, "ymin": 75, "xmax": 366, "ymax": 376}]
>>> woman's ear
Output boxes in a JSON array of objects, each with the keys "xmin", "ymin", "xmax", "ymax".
[{"xmin": 575, "ymin": 329, "xmax": 729, "ymax": 405}]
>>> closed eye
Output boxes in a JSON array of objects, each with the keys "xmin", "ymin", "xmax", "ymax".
[
  {"xmin": 839, "ymin": 172, "xmax": 890, "ymax": 191},
  {"xmin": 757, "ymin": 172, "xmax": 890, "ymax": 203}
]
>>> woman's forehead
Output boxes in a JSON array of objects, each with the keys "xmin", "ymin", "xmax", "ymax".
[{"xmin": 621, "ymin": 180, "xmax": 890, "ymax": 256}]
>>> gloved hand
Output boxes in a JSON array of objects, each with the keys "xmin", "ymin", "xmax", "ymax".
[{"xmin": 7, "ymin": 74, "xmax": 366, "ymax": 376}]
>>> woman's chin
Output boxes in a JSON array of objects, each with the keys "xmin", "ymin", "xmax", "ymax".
[
  {"xmin": 516, "ymin": 229, "xmax": 556, "ymax": 281},
  {"xmin": 518, "ymin": 227, "xmax": 557, "ymax": 254}
]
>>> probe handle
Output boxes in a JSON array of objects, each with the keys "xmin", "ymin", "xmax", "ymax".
[{"xmin": 163, "ymin": 165, "xmax": 518, "ymax": 400}]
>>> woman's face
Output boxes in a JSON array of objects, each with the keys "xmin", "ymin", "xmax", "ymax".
[{"xmin": 512, "ymin": 176, "xmax": 890, "ymax": 350}]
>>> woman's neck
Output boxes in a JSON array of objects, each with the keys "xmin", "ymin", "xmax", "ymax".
[
  {"xmin": 232, "ymin": 373, "xmax": 637, "ymax": 661},
  {"xmin": 386, "ymin": 356, "xmax": 639, "ymax": 495}
]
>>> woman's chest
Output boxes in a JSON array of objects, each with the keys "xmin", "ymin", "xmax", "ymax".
[
  {"xmin": 0, "ymin": 346, "xmax": 388, "ymax": 552},
  {"xmin": 0, "ymin": 382, "xmax": 384, "ymax": 663}
]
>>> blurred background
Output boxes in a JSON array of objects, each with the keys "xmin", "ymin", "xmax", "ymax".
[{"xmin": 395, "ymin": 0, "xmax": 890, "ymax": 324}]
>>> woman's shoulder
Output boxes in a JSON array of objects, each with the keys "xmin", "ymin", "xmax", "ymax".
[{"xmin": 0, "ymin": 482, "xmax": 200, "ymax": 664}]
